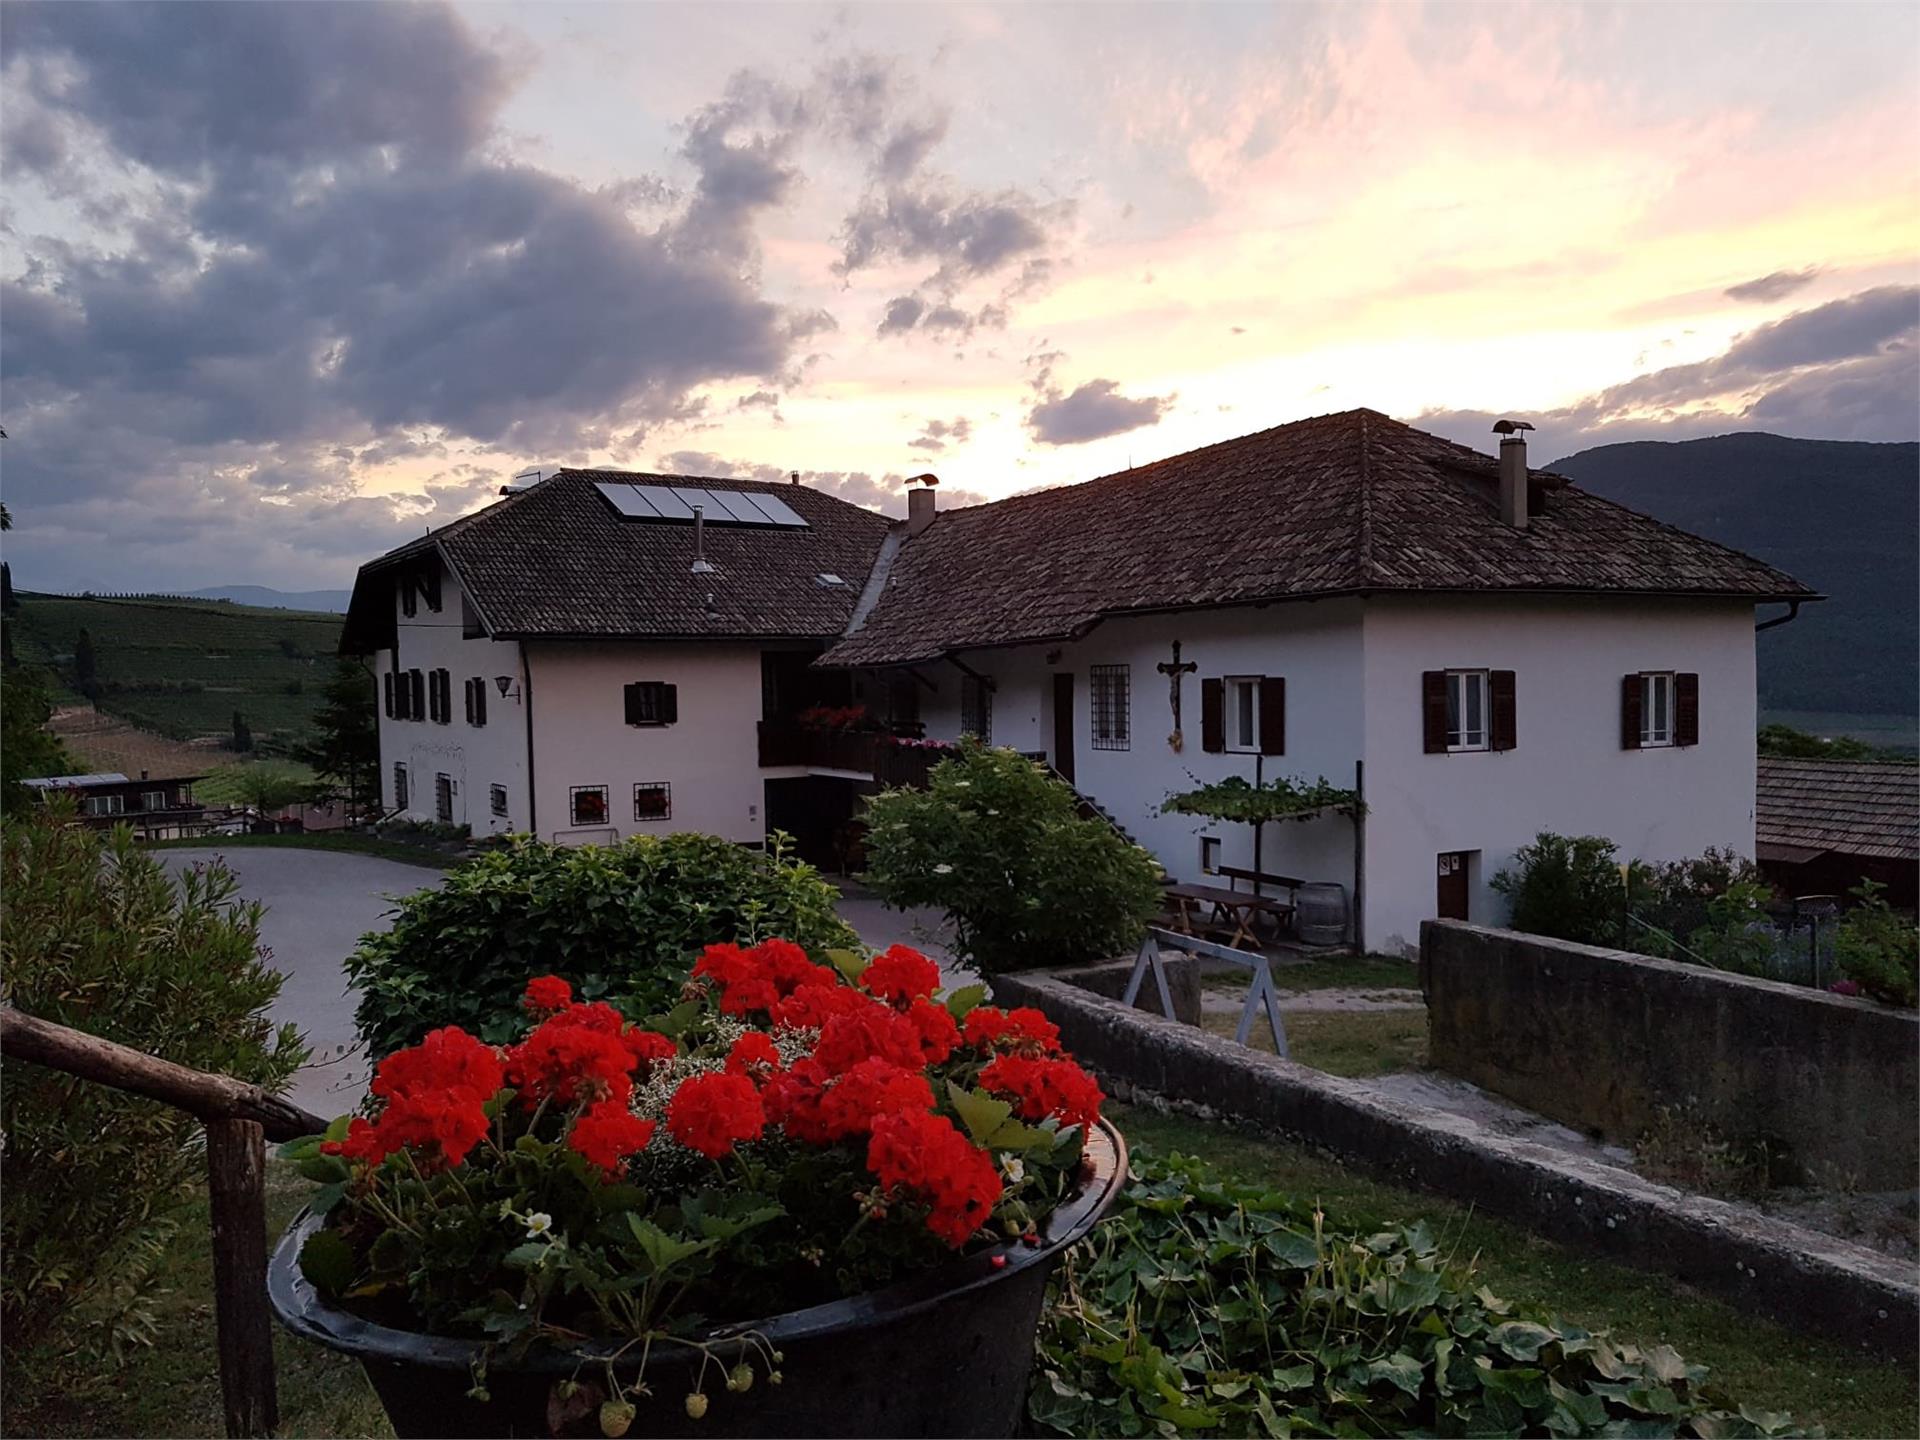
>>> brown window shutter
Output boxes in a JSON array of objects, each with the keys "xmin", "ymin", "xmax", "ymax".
[
  {"xmin": 1675, "ymin": 672, "xmax": 1699, "ymax": 746},
  {"xmin": 660, "ymin": 684, "xmax": 679, "ymax": 725},
  {"xmin": 1489, "ymin": 670, "xmax": 1517, "ymax": 751},
  {"xmin": 1421, "ymin": 671, "xmax": 1448, "ymax": 753},
  {"xmin": 473, "ymin": 678, "xmax": 487, "ymax": 727},
  {"xmin": 409, "ymin": 669, "xmax": 425, "ymax": 720},
  {"xmin": 1258, "ymin": 677, "xmax": 1286, "ymax": 755},
  {"xmin": 383, "ymin": 671, "xmax": 395, "ymax": 719},
  {"xmin": 1201, "ymin": 678, "xmax": 1224, "ymax": 753},
  {"xmin": 1621, "ymin": 675, "xmax": 1643, "ymax": 750},
  {"xmin": 623, "ymin": 683, "xmax": 644, "ymax": 726}
]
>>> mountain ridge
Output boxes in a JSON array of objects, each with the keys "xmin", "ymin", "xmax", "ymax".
[{"xmin": 1554, "ymin": 432, "xmax": 1916, "ymax": 719}]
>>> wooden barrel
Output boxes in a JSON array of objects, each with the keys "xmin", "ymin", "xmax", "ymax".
[{"xmin": 1294, "ymin": 882, "xmax": 1349, "ymax": 947}]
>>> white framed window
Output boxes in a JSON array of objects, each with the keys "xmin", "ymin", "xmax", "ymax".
[
  {"xmin": 1445, "ymin": 670, "xmax": 1489, "ymax": 752},
  {"xmin": 1639, "ymin": 672, "xmax": 1675, "ymax": 747},
  {"xmin": 434, "ymin": 773, "xmax": 454, "ymax": 824},
  {"xmin": 570, "ymin": 785, "xmax": 609, "ymax": 827},
  {"xmin": 82, "ymin": 794, "xmax": 125, "ymax": 817},
  {"xmin": 961, "ymin": 675, "xmax": 993, "ymax": 742},
  {"xmin": 1090, "ymin": 664, "xmax": 1130, "ymax": 750},
  {"xmin": 1199, "ymin": 836, "xmax": 1222, "ymax": 875},
  {"xmin": 393, "ymin": 763, "xmax": 409, "ymax": 810},
  {"xmin": 1225, "ymin": 676, "xmax": 1261, "ymax": 752},
  {"xmin": 141, "ymin": 790, "xmax": 167, "ymax": 811},
  {"xmin": 633, "ymin": 782, "xmax": 672, "ymax": 822}
]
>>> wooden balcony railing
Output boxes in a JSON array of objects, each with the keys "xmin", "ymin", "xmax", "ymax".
[{"xmin": 757, "ymin": 723, "xmax": 951, "ymax": 789}]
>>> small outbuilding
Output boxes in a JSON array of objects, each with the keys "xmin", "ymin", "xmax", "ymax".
[{"xmin": 1755, "ymin": 755, "xmax": 1918, "ymax": 908}]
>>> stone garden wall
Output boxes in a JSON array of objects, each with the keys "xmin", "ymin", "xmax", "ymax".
[{"xmin": 1421, "ymin": 920, "xmax": 1920, "ymax": 1191}]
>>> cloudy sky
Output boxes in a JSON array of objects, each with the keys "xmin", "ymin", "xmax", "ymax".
[{"xmin": 3, "ymin": 0, "xmax": 1915, "ymax": 593}]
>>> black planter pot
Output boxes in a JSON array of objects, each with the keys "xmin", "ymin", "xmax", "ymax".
[{"xmin": 268, "ymin": 1121, "xmax": 1126, "ymax": 1439}]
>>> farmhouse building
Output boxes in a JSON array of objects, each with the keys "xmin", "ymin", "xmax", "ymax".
[
  {"xmin": 22, "ymin": 770, "xmax": 208, "ymax": 838},
  {"xmin": 342, "ymin": 409, "xmax": 1813, "ymax": 954}
]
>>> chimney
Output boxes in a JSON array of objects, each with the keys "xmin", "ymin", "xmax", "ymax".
[
  {"xmin": 690, "ymin": 505, "xmax": 717, "ymax": 574},
  {"xmin": 1492, "ymin": 419, "xmax": 1534, "ymax": 529},
  {"xmin": 906, "ymin": 473, "xmax": 939, "ymax": 536}
]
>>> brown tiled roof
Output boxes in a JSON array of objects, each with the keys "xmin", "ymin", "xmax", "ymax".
[
  {"xmin": 342, "ymin": 469, "xmax": 892, "ymax": 652},
  {"xmin": 1756, "ymin": 756, "xmax": 1919, "ymax": 862},
  {"xmin": 821, "ymin": 409, "xmax": 1815, "ymax": 667}
]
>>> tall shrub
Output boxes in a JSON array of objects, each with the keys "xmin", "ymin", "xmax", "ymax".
[
  {"xmin": 344, "ymin": 831, "xmax": 857, "ymax": 1057},
  {"xmin": 861, "ymin": 740, "xmax": 1163, "ymax": 973},
  {"xmin": 0, "ymin": 814, "xmax": 305, "ymax": 1371},
  {"xmin": 1489, "ymin": 832, "xmax": 1623, "ymax": 945},
  {"xmin": 1834, "ymin": 881, "xmax": 1918, "ymax": 1007}
]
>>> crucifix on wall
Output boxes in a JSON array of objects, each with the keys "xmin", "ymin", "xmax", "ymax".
[{"xmin": 1156, "ymin": 640, "xmax": 1198, "ymax": 752}]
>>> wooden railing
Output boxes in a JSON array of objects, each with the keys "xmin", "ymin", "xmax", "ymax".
[
  {"xmin": 757, "ymin": 723, "xmax": 951, "ymax": 789},
  {"xmin": 0, "ymin": 1008, "xmax": 329, "ymax": 1438}
]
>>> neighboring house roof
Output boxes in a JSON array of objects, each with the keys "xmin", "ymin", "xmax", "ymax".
[
  {"xmin": 342, "ymin": 470, "xmax": 894, "ymax": 653},
  {"xmin": 1755, "ymin": 756, "xmax": 1920, "ymax": 864},
  {"xmin": 23, "ymin": 772, "xmax": 134, "ymax": 788},
  {"xmin": 821, "ymin": 408, "xmax": 1816, "ymax": 668}
]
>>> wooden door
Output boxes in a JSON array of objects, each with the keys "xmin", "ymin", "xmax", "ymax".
[
  {"xmin": 1052, "ymin": 673, "xmax": 1076, "ymax": 784},
  {"xmin": 1436, "ymin": 851, "xmax": 1469, "ymax": 920}
]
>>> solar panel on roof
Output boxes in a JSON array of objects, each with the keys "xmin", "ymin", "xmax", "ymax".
[{"xmin": 593, "ymin": 481, "xmax": 808, "ymax": 528}]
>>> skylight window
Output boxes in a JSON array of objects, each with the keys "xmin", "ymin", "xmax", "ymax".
[
  {"xmin": 816, "ymin": 572, "xmax": 846, "ymax": 587},
  {"xmin": 594, "ymin": 482, "xmax": 808, "ymax": 529}
]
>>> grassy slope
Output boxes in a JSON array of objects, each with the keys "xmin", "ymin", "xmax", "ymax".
[
  {"xmin": 10, "ymin": 593, "xmax": 343, "ymax": 747},
  {"xmin": 1116, "ymin": 1105, "xmax": 1919, "ymax": 1439},
  {"xmin": 2, "ymin": 1167, "xmax": 392, "ymax": 1440}
]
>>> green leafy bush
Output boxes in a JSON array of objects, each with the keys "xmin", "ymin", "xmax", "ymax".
[
  {"xmin": 1031, "ymin": 1150, "xmax": 1809, "ymax": 1438},
  {"xmin": 1684, "ymin": 881, "xmax": 1781, "ymax": 978},
  {"xmin": 1490, "ymin": 833, "xmax": 1625, "ymax": 945},
  {"xmin": 1625, "ymin": 847, "xmax": 1767, "ymax": 956},
  {"xmin": 344, "ymin": 831, "xmax": 857, "ymax": 1056},
  {"xmin": 1834, "ymin": 881, "xmax": 1918, "ymax": 1007},
  {"xmin": 0, "ymin": 813, "xmax": 306, "ymax": 1373},
  {"xmin": 861, "ymin": 740, "xmax": 1163, "ymax": 974}
]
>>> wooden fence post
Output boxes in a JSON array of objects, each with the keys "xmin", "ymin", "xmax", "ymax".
[{"xmin": 206, "ymin": 1117, "xmax": 277, "ymax": 1439}]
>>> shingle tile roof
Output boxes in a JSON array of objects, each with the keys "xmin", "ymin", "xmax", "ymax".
[
  {"xmin": 344, "ymin": 470, "xmax": 893, "ymax": 650},
  {"xmin": 1756, "ymin": 756, "xmax": 1919, "ymax": 862},
  {"xmin": 821, "ymin": 409, "xmax": 1815, "ymax": 667}
]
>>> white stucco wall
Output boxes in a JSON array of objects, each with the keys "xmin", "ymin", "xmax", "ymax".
[
  {"xmin": 526, "ymin": 641, "xmax": 767, "ymax": 845},
  {"xmin": 914, "ymin": 601, "xmax": 1367, "ymax": 897},
  {"xmin": 1358, "ymin": 595, "xmax": 1759, "ymax": 955},
  {"xmin": 378, "ymin": 560, "xmax": 531, "ymax": 834}
]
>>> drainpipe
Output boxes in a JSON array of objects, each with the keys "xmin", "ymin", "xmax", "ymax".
[
  {"xmin": 1755, "ymin": 599, "xmax": 1804, "ymax": 632},
  {"xmin": 1352, "ymin": 759, "xmax": 1366, "ymax": 952},
  {"xmin": 519, "ymin": 640, "xmax": 537, "ymax": 837}
]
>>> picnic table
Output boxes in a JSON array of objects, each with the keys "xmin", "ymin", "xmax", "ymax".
[{"xmin": 1161, "ymin": 881, "xmax": 1293, "ymax": 951}]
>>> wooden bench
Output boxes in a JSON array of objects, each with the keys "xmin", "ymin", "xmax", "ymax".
[{"xmin": 1161, "ymin": 882, "xmax": 1291, "ymax": 951}]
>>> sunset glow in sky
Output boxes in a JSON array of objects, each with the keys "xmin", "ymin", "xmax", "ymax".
[{"xmin": 2, "ymin": 1, "xmax": 1915, "ymax": 590}]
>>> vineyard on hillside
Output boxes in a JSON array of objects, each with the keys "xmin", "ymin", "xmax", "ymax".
[{"xmin": 10, "ymin": 592, "xmax": 345, "ymax": 750}]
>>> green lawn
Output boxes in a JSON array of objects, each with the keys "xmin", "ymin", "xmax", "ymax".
[
  {"xmin": 1114, "ymin": 1105, "xmax": 1919, "ymax": 1440},
  {"xmin": 1203, "ymin": 951, "xmax": 1420, "ymax": 993},
  {"xmin": 1202, "ymin": 1007, "xmax": 1428, "ymax": 1077},
  {"xmin": 194, "ymin": 760, "xmax": 320, "ymax": 806},
  {"xmin": 2, "ymin": 1166, "xmax": 391, "ymax": 1440}
]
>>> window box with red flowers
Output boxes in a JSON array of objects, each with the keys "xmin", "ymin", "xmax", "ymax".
[{"xmin": 269, "ymin": 942, "xmax": 1124, "ymax": 1439}]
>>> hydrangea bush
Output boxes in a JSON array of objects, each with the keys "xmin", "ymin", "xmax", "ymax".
[{"xmin": 288, "ymin": 940, "xmax": 1102, "ymax": 1425}]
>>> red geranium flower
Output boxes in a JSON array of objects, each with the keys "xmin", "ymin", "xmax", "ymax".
[
  {"xmin": 623, "ymin": 1028, "xmax": 678, "ymax": 1071},
  {"xmin": 980, "ymin": 1055, "xmax": 1103, "ymax": 1130},
  {"xmin": 770, "ymin": 980, "xmax": 867, "ymax": 1031},
  {"xmin": 507, "ymin": 1014, "xmax": 636, "ymax": 1107},
  {"xmin": 371, "ymin": 1026, "xmax": 505, "ymax": 1105},
  {"xmin": 724, "ymin": 1031, "xmax": 782, "ymax": 1082},
  {"xmin": 859, "ymin": 945, "xmax": 942, "ymax": 1006},
  {"xmin": 905, "ymin": 999, "xmax": 959, "ymax": 1064},
  {"xmin": 866, "ymin": 1110, "xmax": 1002, "ymax": 1247},
  {"xmin": 665, "ymin": 1071, "xmax": 766, "ymax": 1159},
  {"xmin": 962, "ymin": 1005, "xmax": 1061, "ymax": 1055},
  {"xmin": 522, "ymin": 975, "xmax": 573, "ymax": 1014},
  {"xmin": 815, "ymin": 1058, "xmax": 935, "ymax": 1141},
  {"xmin": 568, "ymin": 1099, "xmax": 657, "ymax": 1176},
  {"xmin": 812, "ymin": 997, "xmax": 926, "ymax": 1075}
]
